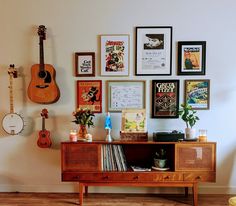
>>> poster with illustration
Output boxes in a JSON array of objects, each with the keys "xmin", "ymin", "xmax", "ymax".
[
  {"xmin": 77, "ymin": 80, "xmax": 102, "ymax": 113},
  {"xmin": 152, "ymin": 80, "xmax": 179, "ymax": 118},
  {"xmin": 178, "ymin": 41, "xmax": 206, "ymax": 75},
  {"xmin": 101, "ymin": 35, "xmax": 129, "ymax": 76},
  {"xmin": 121, "ymin": 109, "xmax": 147, "ymax": 133},
  {"xmin": 185, "ymin": 79, "xmax": 210, "ymax": 110}
]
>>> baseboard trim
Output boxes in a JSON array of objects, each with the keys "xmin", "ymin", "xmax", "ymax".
[{"xmin": 0, "ymin": 184, "xmax": 235, "ymax": 194}]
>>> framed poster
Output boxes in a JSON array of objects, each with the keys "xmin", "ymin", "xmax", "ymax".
[
  {"xmin": 101, "ymin": 34, "xmax": 129, "ymax": 76},
  {"xmin": 75, "ymin": 52, "xmax": 95, "ymax": 77},
  {"xmin": 77, "ymin": 80, "xmax": 102, "ymax": 113},
  {"xmin": 178, "ymin": 41, "xmax": 206, "ymax": 75},
  {"xmin": 185, "ymin": 79, "xmax": 210, "ymax": 110},
  {"xmin": 107, "ymin": 80, "xmax": 146, "ymax": 112},
  {"xmin": 152, "ymin": 80, "xmax": 179, "ymax": 118},
  {"xmin": 135, "ymin": 26, "xmax": 172, "ymax": 76},
  {"xmin": 121, "ymin": 109, "xmax": 147, "ymax": 133}
]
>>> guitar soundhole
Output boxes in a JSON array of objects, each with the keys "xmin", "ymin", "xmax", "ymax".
[{"xmin": 38, "ymin": 71, "xmax": 47, "ymax": 79}]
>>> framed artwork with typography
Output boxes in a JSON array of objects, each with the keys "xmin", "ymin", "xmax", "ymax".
[
  {"xmin": 107, "ymin": 80, "xmax": 146, "ymax": 112},
  {"xmin": 75, "ymin": 52, "xmax": 95, "ymax": 77},
  {"xmin": 101, "ymin": 35, "xmax": 129, "ymax": 76},
  {"xmin": 185, "ymin": 79, "xmax": 210, "ymax": 110},
  {"xmin": 77, "ymin": 80, "xmax": 102, "ymax": 113},
  {"xmin": 135, "ymin": 26, "xmax": 172, "ymax": 75},
  {"xmin": 178, "ymin": 41, "xmax": 206, "ymax": 75},
  {"xmin": 152, "ymin": 80, "xmax": 179, "ymax": 118}
]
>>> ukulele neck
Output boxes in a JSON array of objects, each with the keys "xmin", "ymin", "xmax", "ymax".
[
  {"xmin": 39, "ymin": 37, "xmax": 45, "ymax": 72},
  {"xmin": 42, "ymin": 117, "xmax": 45, "ymax": 131}
]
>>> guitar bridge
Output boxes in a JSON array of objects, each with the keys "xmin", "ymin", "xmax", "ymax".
[{"xmin": 36, "ymin": 85, "xmax": 49, "ymax": 89}]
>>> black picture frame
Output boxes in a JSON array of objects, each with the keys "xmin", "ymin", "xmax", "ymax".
[
  {"xmin": 135, "ymin": 26, "xmax": 172, "ymax": 76},
  {"xmin": 178, "ymin": 41, "xmax": 206, "ymax": 75},
  {"xmin": 152, "ymin": 80, "xmax": 179, "ymax": 118}
]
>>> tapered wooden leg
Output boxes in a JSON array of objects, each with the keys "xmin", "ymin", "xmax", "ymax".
[
  {"xmin": 185, "ymin": 187, "xmax": 189, "ymax": 197},
  {"xmin": 85, "ymin": 186, "xmax": 88, "ymax": 196},
  {"xmin": 192, "ymin": 182, "xmax": 198, "ymax": 206},
  {"xmin": 79, "ymin": 183, "xmax": 84, "ymax": 206}
]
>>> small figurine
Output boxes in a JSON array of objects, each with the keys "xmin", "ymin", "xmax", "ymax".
[{"xmin": 104, "ymin": 112, "xmax": 112, "ymax": 142}]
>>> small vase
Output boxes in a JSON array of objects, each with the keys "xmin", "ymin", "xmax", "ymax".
[{"xmin": 78, "ymin": 125, "xmax": 87, "ymax": 139}]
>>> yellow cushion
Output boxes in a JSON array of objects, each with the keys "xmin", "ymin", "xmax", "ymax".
[{"xmin": 229, "ymin": 197, "xmax": 236, "ymax": 206}]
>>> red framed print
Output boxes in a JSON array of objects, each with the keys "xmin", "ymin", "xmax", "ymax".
[
  {"xmin": 100, "ymin": 35, "xmax": 129, "ymax": 76},
  {"xmin": 75, "ymin": 52, "xmax": 95, "ymax": 77},
  {"xmin": 152, "ymin": 80, "xmax": 179, "ymax": 118},
  {"xmin": 77, "ymin": 80, "xmax": 102, "ymax": 113}
]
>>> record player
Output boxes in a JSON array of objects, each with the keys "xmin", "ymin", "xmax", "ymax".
[{"xmin": 153, "ymin": 130, "xmax": 184, "ymax": 142}]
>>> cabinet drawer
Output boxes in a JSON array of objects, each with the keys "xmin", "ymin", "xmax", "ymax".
[
  {"xmin": 184, "ymin": 172, "xmax": 216, "ymax": 182},
  {"xmin": 62, "ymin": 172, "xmax": 183, "ymax": 182}
]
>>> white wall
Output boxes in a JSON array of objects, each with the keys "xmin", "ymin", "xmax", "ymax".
[{"xmin": 0, "ymin": 0, "xmax": 236, "ymax": 194}]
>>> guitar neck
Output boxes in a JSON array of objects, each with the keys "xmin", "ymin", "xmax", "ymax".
[
  {"xmin": 9, "ymin": 75, "xmax": 14, "ymax": 113},
  {"xmin": 39, "ymin": 38, "xmax": 45, "ymax": 72}
]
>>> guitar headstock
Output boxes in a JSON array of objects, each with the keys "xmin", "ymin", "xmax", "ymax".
[
  {"xmin": 38, "ymin": 25, "xmax": 46, "ymax": 40},
  {"xmin": 8, "ymin": 64, "xmax": 17, "ymax": 78},
  {"xmin": 41, "ymin": 108, "xmax": 49, "ymax": 119}
]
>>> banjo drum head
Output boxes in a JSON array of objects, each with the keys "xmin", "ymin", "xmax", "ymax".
[{"xmin": 2, "ymin": 113, "xmax": 24, "ymax": 135}]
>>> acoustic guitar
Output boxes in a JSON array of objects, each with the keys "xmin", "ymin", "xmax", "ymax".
[
  {"xmin": 28, "ymin": 25, "xmax": 60, "ymax": 104},
  {"xmin": 37, "ymin": 108, "xmax": 52, "ymax": 148},
  {"xmin": 2, "ymin": 64, "xmax": 24, "ymax": 135}
]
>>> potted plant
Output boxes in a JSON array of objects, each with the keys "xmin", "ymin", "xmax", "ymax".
[
  {"xmin": 178, "ymin": 103, "xmax": 199, "ymax": 139},
  {"xmin": 72, "ymin": 108, "xmax": 95, "ymax": 139},
  {"xmin": 154, "ymin": 148, "xmax": 167, "ymax": 168}
]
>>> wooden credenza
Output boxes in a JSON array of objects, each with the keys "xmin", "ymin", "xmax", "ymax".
[{"xmin": 61, "ymin": 141, "xmax": 216, "ymax": 206}]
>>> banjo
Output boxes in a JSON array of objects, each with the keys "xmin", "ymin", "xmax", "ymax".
[{"xmin": 2, "ymin": 64, "xmax": 24, "ymax": 135}]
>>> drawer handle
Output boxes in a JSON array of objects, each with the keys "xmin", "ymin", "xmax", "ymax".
[
  {"xmin": 133, "ymin": 176, "xmax": 139, "ymax": 180},
  {"xmin": 102, "ymin": 176, "xmax": 109, "ymax": 180},
  {"xmin": 195, "ymin": 176, "xmax": 201, "ymax": 180},
  {"xmin": 164, "ymin": 176, "xmax": 170, "ymax": 180},
  {"xmin": 72, "ymin": 175, "xmax": 79, "ymax": 180}
]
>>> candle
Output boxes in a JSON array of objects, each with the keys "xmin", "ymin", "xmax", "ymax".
[{"xmin": 69, "ymin": 130, "xmax": 78, "ymax": 142}]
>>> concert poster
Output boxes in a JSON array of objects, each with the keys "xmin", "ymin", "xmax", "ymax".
[
  {"xmin": 77, "ymin": 80, "xmax": 102, "ymax": 113},
  {"xmin": 152, "ymin": 80, "xmax": 179, "ymax": 118}
]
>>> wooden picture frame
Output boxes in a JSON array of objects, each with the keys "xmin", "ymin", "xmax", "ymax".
[
  {"xmin": 135, "ymin": 26, "xmax": 172, "ymax": 76},
  {"xmin": 75, "ymin": 52, "xmax": 95, "ymax": 77},
  {"xmin": 77, "ymin": 80, "xmax": 102, "ymax": 113},
  {"xmin": 184, "ymin": 79, "xmax": 210, "ymax": 110},
  {"xmin": 106, "ymin": 80, "xmax": 146, "ymax": 112},
  {"xmin": 121, "ymin": 109, "xmax": 147, "ymax": 133},
  {"xmin": 152, "ymin": 80, "xmax": 179, "ymax": 118},
  {"xmin": 100, "ymin": 34, "xmax": 129, "ymax": 76},
  {"xmin": 178, "ymin": 41, "xmax": 206, "ymax": 75}
]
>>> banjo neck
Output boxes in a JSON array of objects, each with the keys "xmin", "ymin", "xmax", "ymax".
[{"xmin": 9, "ymin": 73, "xmax": 14, "ymax": 113}]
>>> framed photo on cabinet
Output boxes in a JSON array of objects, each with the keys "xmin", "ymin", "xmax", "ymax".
[
  {"xmin": 184, "ymin": 79, "xmax": 210, "ymax": 110},
  {"xmin": 135, "ymin": 26, "xmax": 172, "ymax": 76},
  {"xmin": 106, "ymin": 80, "xmax": 146, "ymax": 112},
  {"xmin": 152, "ymin": 80, "xmax": 179, "ymax": 118},
  {"xmin": 100, "ymin": 35, "xmax": 129, "ymax": 76},
  {"xmin": 75, "ymin": 52, "xmax": 95, "ymax": 77},
  {"xmin": 77, "ymin": 80, "xmax": 102, "ymax": 113},
  {"xmin": 178, "ymin": 41, "xmax": 206, "ymax": 75}
]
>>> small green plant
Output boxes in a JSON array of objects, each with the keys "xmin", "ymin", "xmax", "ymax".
[
  {"xmin": 178, "ymin": 103, "xmax": 199, "ymax": 128},
  {"xmin": 155, "ymin": 148, "xmax": 167, "ymax": 159}
]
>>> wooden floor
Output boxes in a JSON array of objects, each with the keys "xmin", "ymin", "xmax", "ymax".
[{"xmin": 0, "ymin": 193, "xmax": 233, "ymax": 206}]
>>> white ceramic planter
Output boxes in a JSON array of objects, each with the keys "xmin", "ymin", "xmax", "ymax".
[{"xmin": 185, "ymin": 128, "xmax": 196, "ymax": 139}]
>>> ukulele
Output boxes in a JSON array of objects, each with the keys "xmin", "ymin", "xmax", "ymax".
[
  {"xmin": 2, "ymin": 64, "xmax": 24, "ymax": 135},
  {"xmin": 28, "ymin": 25, "xmax": 60, "ymax": 104},
  {"xmin": 37, "ymin": 108, "xmax": 52, "ymax": 148}
]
